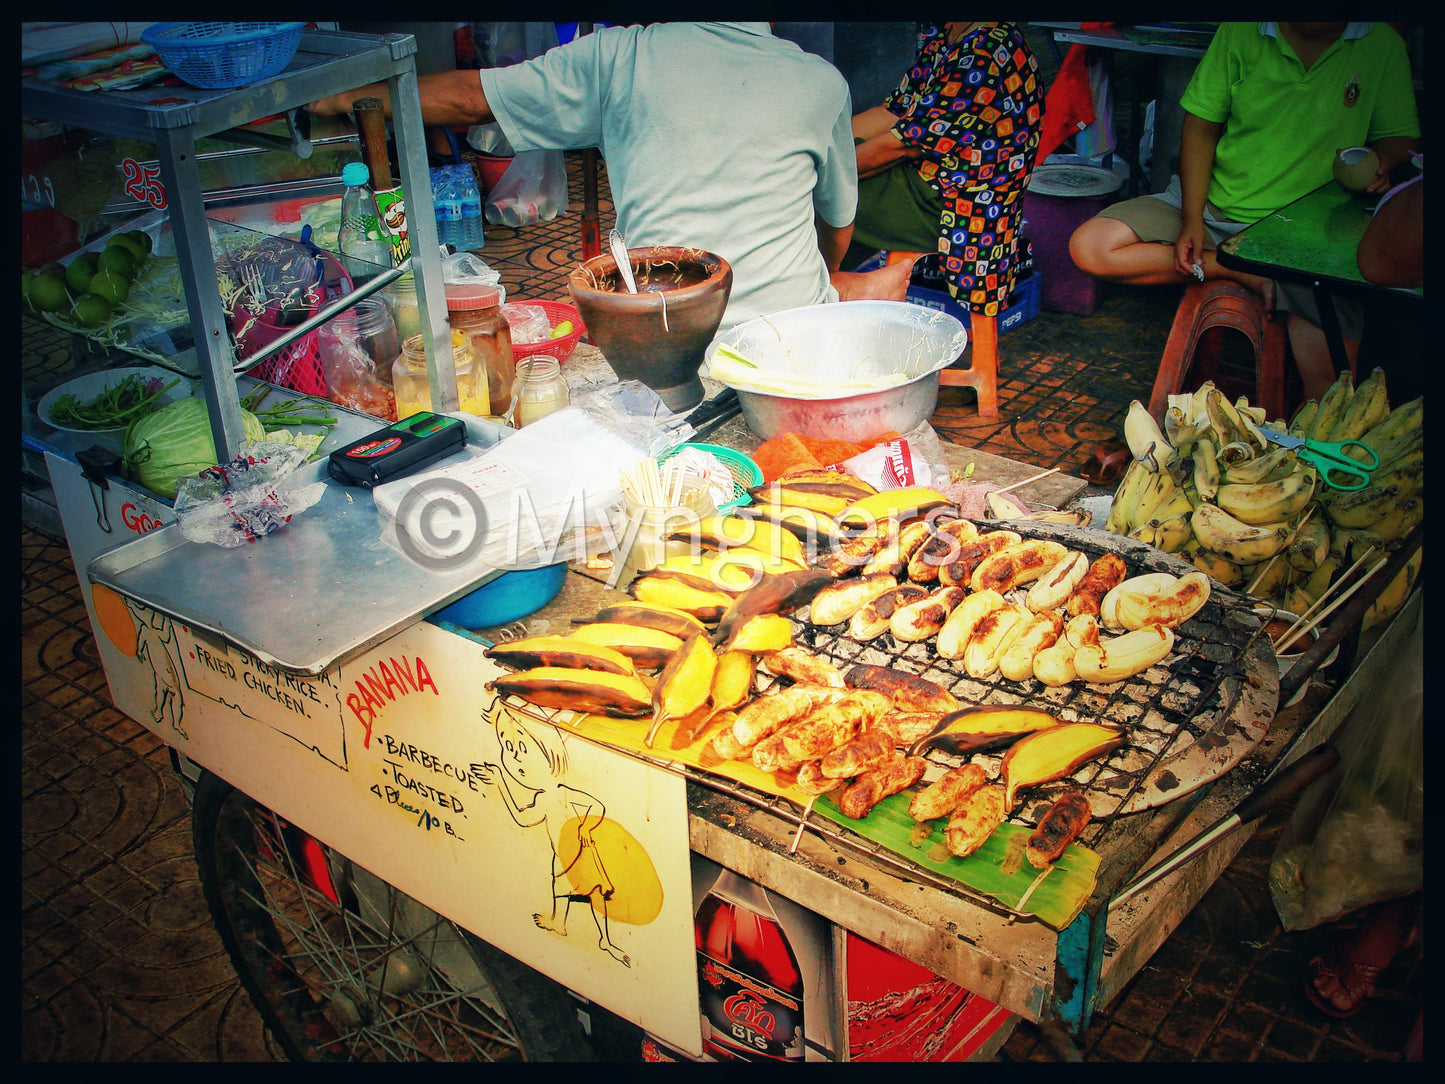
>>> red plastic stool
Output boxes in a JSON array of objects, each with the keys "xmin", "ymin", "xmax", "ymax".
[{"xmin": 1147, "ymin": 279, "xmax": 1289, "ymax": 423}]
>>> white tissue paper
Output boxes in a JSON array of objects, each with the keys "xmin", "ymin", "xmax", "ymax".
[{"xmin": 372, "ymin": 406, "xmax": 644, "ymax": 572}]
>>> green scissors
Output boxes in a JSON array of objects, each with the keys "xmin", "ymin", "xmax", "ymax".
[{"xmin": 1260, "ymin": 429, "xmax": 1378, "ymax": 490}]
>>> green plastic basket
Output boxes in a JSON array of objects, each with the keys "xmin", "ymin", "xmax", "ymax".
[{"xmin": 659, "ymin": 442, "xmax": 761, "ymax": 512}]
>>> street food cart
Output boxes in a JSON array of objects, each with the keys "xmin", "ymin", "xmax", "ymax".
[{"xmin": 22, "ymin": 27, "xmax": 1423, "ymax": 1064}]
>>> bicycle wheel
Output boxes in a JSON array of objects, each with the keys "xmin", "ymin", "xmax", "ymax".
[{"xmin": 191, "ymin": 770, "xmax": 595, "ymax": 1061}]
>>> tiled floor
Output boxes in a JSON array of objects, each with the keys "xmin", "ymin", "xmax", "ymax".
[{"xmin": 22, "ymin": 151, "xmax": 1423, "ymax": 1062}]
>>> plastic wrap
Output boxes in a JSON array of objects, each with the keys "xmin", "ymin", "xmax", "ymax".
[{"xmin": 173, "ymin": 442, "xmax": 326, "ymax": 548}]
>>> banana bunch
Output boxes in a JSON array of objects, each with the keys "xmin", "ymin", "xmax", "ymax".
[{"xmin": 1105, "ymin": 372, "xmax": 1423, "ymax": 627}]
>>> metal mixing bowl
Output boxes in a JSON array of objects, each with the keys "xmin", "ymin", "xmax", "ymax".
[{"xmin": 703, "ymin": 300, "xmax": 967, "ymax": 443}]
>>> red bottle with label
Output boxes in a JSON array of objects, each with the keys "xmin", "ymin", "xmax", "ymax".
[{"xmin": 695, "ymin": 870, "xmax": 806, "ymax": 1062}]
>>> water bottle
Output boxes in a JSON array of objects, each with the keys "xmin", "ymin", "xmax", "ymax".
[
  {"xmin": 336, "ymin": 161, "xmax": 393, "ymax": 285},
  {"xmin": 457, "ymin": 167, "xmax": 486, "ymax": 251},
  {"xmin": 434, "ymin": 167, "xmax": 462, "ymax": 250}
]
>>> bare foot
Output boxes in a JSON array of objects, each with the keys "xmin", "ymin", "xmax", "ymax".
[
  {"xmin": 533, "ymin": 913, "xmax": 566, "ymax": 935},
  {"xmin": 831, "ymin": 254, "xmax": 920, "ymax": 302}
]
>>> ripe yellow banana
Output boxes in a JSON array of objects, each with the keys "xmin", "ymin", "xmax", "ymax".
[
  {"xmin": 1288, "ymin": 399, "xmax": 1319, "ymax": 440},
  {"xmin": 1073, "ymin": 624, "xmax": 1176, "ymax": 685},
  {"xmin": 1321, "ymin": 482, "xmax": 1399, "ymax": 530},
  {"xmin": 1124, "ymin": 399, "xmax": 1177, "ymax": 471},
  {"xmin": 1220, "ymin": 445, "xmax": 1294, "ymax": 486},
  {"xmin": 1164, "ymin": 405, "xmax": 1201, "ymax": 452},
  {"xmin": 1362, "ymin": 549, "xmax": 1422, "ymax": 631},
  {"xmin": 1285, "ymin": 513, "xmax": 1332, "ymax": 572},
  {"xmin": 1191, "ymin": 437, "xmax": 1221, "ymax": 501},
  {"xmin": 1329, "ymin": 367, "xmax": 1390, "ymax": 442},
  {"xmin": 1368, "ymin": 496, "xmax": 1423, "ymax": 543},
  {"xmin": 1374, "ymin": 427, "xmax": 1424, "ymax": 472},
  {"xmin": 1133, "ymin": 466, "xmax": 1179, "ymax": 525},
  {"xmin": 836, "ymin": 487, "xmax": 952, "ymax": 530},
  {"xmin": 1303, "ymin": 553, "xmax": 1343, "ymax": 601},
  {"xmin": 1190, "ymin": 502, "xmax": 1293, "ymax": 564},
  {"xmin": 1243, "ymin": 555, "xmax": 1293, "ymax": 599},
  {"xmin": 1306, "ymin": 370, "xmax": 1355, "ymax": 442},
  {"xmin": 1359, "ymin": 396, "xmax": 1423, "ymax": 457},
  {"xmin": 1152, "ymin": 514, "xmax": 1194, "ymax": 554},
  {"xmin": 1215, "ymin": 464, "xmax": 1317, "ymax": 525},
  {"xmin": 1192, "ymin": 548, "xmax": 1245, "ymax": 588}
]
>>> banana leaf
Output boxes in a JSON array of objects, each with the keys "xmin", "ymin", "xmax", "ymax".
[{"xmin": 812, "ymin": 790, "xmax": 1099, "ymax": 931}]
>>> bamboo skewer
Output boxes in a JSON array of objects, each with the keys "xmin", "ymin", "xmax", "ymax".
[
  {"xmin": 996, "ymin": 466, "xmax": 1063, "ymax": 495},
  {"xmin": 1270, "ymin": 542, "xmax": 1376, "ymax": 651},
  {"xmin": 1274, "ymin": 552, "xmax": 1387, "ymax": 655}
]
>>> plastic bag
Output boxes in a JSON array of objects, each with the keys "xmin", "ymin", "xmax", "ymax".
[
  {"xmin": 502, "ymin": 302, "xmax": 551, "ymax": 344},
  {"xmin": 442, "ymin": 250, "xmax": 504, "ymax": 298},
  {"xmin": 174, "ymin": 442, "xmax": 326, "ymax": 548},
  {"xmin": 484, "ymin": 149, "xmax": 570, "ymax": 227},
  {"xmin": 571, "ymin": 380, "xmax": 689, "ymax": 458},
  {"xmin": 1268, "ymin": 610, "xmax": 1423, "ymax": 930},
  {"xmin": 838, "ymin": 420, "xmax": 951, "ymax": 490}
]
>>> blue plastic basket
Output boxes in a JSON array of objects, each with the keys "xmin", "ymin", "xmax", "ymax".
[{"xmin": 142, "ymin": 22, "xmax": 305, "ymax": 90}]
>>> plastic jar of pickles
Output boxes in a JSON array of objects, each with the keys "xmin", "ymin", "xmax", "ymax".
[
  {"xmin": 445, "ymin": 283, "xmax": 515, "ymax": 418},
  {"xmin": 392, "ymin": 330, "xmax": 487, "ymax": 420}
]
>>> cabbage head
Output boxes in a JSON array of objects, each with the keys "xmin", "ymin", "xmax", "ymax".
[{"xmin": 122, "ymin": 396, "xmax": 266, "ymax": 499}]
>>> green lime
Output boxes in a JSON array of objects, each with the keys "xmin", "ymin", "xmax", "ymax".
[
  {"xmin": 65, "ymin": 254, "xmax": 99, "ymax": 296},
  {"xmin": 72, "ymin": 294, "xmax": 113, "ymax": 328},
  {"xmin": 110, "ymin": 233, "xmax": 149, "ymax": 265},
  {"xmin": 29, "ymin": 272, "xmax": 71, "ymax": 312},
  {"xmin": 98, "ymin": 245, "xmax": 137, "ymax": 280},
  {"xmin": 123, "ymin": 229, "xmax": 154, "ymax": 256},
  {"xmin": 89, "ymin": 268, "xmax": 131, "ymax": 306}
]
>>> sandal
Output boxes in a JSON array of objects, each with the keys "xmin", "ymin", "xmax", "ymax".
[{"xmin": 1305, "ymin": 948, "xmax": 1382, "ymax": 1019}]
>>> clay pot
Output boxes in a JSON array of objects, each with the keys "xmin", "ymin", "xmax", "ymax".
[
  {"xmin": 567, "ymin": 246, "xmax": 732, "ymax": 412},
  {"xmin": 1332, "ymin": 146, "xmax": 1380, "ymax": 193}
]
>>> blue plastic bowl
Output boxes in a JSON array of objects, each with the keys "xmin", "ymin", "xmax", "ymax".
[{"xmin": 434, "ymin": 562, "xmax": 568, "ymax": 629}]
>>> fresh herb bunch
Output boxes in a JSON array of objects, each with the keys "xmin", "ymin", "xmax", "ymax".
[{"xmin": 47, "ymin": 373, "xmax": 182, "ymax": 431}]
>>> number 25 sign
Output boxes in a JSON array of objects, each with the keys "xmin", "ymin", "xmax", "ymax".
[{"xmin": 121, "ymin": 158, "xmax": 166, "ymax": 210}]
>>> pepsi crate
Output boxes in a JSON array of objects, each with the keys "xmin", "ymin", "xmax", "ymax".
[{"xmin": 854, "ymin": 250, "xmax": 1041, "ymax": 334}]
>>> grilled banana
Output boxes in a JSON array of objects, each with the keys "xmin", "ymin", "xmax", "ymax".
[
  {"xmin": 589, "ymin": 602, "xmax": 709, "ymax": 642},
  {"xmin": 489, "ymin": 667, "xmax": 654, "ymax": 719},
  {"xmin": 943, "ymin": 784, "xmax": 1008, "ymax": 857},
  {"xmin": 732, "ymin": 683, "xmax": 847, "ymax": 746},
  {"xmin": 962, "ymin": 603, "xmax": 1031, "ymax": 680},
  {"xmin": 849, "ymin": 583, "xmax": 929, "ymax": 641},
  {"xmin": 1107, "ymin": 570, "xmax": 1211, "ymax": 630},
  {"xmin": 863, "ymin": 519, "xmax": 934, "ymax": 578},
  {"xmin": 936, "ymin": 588, "xmax": 1007, "ymax": 660},
  {"xmin": 1066, "ymin": 553, "xmax": 1129, "ymax": 617},
  {"xmin": 807, "ymin": 572, "xmax": 899, "ymax": 627},
  {"xmin": 648, "ymin": 632, "xmax": 717, "ymax": 743},
  {"xmin": 844, "ymin": 663, "xmax": 959, "ymax": 715},
  {"xmin": 484, "ymin": 635, "xmax": 636, "ymax": 676},
  {"xmin": 907, "ymin": 517, "xmax": 981, "ymax": 583},
  {"xmin": 715, "ymin": 612, "xmax": 794, "ymax": 654},
  {"xmin": 820, "ymin": 728, "xmax": 900, "ymax": 779},
  {"xmin": 968, "ymin": 539, "xmax": 1071, "ymax": 595},
  {"xmin": 568, "ymin": 622, "xmax": 685, "ymax": 669},
  {"xmin": 760, "ymin": 646, "xmax": 847, "ymax": 688},
  {"xmin": 1025, "ymin": 550, "xmax": 1090, "ymax": 612},
  {"xmin": 1031, "ymin": 613, "xmax": 1100, "ymax": 686},
  {"xmin": 908, "ymin": 763, "xmax": 988, "ymax": 822},
  {"xmin": 939, "ymin": 529, "xmax": 1024, "ymax": 588},
  {"xmin": 1000, "ymin": 723, "xmax": 1126, "ymax": 810},
  {"xmin": 890, "ymin": 585, "xmax": 966, "ymax": 642},
  {"xmin": 781, "ymin": 690, "xmax": 892, "ymax": 761},
  {"xmin": 629, "ymin": 572, "xmax": 733, "ymax": 622},
  {"xmin": 708, "ymin": 650, "xmax": 757, "ymax": 717},
  {"xmin": 838, "ymin": 755, "xmax": 929, "ymax": 820},
  {"xmin": 1073, "ymin": 624, "xmax": 1175, "ymax": 685},
  {"xmin": 836, "ymin": 487, "xmax": 952, "ymax": 530},
  {"xmin": 998, "ymin": 610, "xmax": 1067, "ymax": 683}
]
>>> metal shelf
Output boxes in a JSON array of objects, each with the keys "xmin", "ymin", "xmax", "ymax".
[{"xmin": 21, "ymin": 28, "xmax": 457, "ymax": 460}]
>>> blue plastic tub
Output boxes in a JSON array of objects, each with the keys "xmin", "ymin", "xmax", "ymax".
[{"xmin": 433, "ymin": 562, "xmax": 568, "ymax": 629}]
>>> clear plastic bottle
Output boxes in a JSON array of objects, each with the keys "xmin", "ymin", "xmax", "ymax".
[
  {"xmin": 508, "ymin": 355, "xmax": 570, "ymax": 428},
  {"xmin": 456, "ymin": 166, "xmax": 486, "ymax": 251},
  {"xmin": 392, "ymin": 330, "xmax": 487, "ymax": 420},
  {"xmin": 445, "ymin": 283, "xmax": 515, "ymax": 417},
  {"xmin": 336, "ymin": 161, "xmax": 393, "ymax": 285}
]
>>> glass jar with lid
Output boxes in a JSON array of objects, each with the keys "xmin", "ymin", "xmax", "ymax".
[
  {"xmin": 392, "ymin": 330, "xmax": 487, "ymax": 420},
  {"xmin": 383, "ymin": 271, "xmax": 423, "ymax": 343},
  {"xmin": 509, "ymin": 355, "xmax": 570, "ymax": 428},
  {"xmin": 445, "ymin": 283, "xmax": 515, "ymax": 418},
  {"xmin": 353, "ymin": 296, "xmax": 400, "ymax": 389}
]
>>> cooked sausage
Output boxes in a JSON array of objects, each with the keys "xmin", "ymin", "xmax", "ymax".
[
  {"xmin": 795, "ymin": 758, "xmax": 843, "ymax": 796},
  {"xmin": 907, "ymin": 762, "xmax": 988, "ymax": 821},
  {"xmin": 1026, "ymin": 791, "xmax": 1093, "ymax": 868},
  {"xmin": 1066, "ymin": 553, "xmax": 1129, "ymax": 617},
  {"xmin": 838, "ymin": 755, "xmax": 929, "ymax": 819}
]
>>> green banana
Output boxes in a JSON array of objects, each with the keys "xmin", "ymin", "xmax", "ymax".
[
  {"xmin": 1307, "ymin": 370, "xmax": 1355, "ymax": 442},
  {"xmin": 1329, "ymin": 367, "xmax": 1390, "ymax": 442},
  {"xmin": 1190, "ymin": 502, "xmax": 1293, "ymax": 564},
  {"xmin": 1215, "ymin": 466, "xmax": 1317, "ymax": 526},
  {"xmin": 1105, "ymin": 456, "xmax": 1152, "ymax": 535},
  {"xmin": 1288, "ymin": 399, "xmax": 1319, "ymax": 439},
  {"xmin": 1321, "ymin": 482, "xmax": 1399, "ymax": 530},
  {"xmin": 1191, "ymin": 437, "xmax": 1221, "ymax": 501}
]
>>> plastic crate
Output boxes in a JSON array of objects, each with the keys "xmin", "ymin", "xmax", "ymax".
[
  {"xmin": 855, "ymin": 251, "xmax": 1042, "ymax": 335},
  {"xmin": 142, "ymin": 23, "xmax": 305, "ymax": 90}
]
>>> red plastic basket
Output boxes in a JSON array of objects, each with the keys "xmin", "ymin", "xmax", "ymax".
[
  {"xmin": 242, "ymin": 254, "xmax": 349, "ymax": 398},
  {"xmin": 506, "ymin": 299, "xmax": 585, "ymax": 362}
]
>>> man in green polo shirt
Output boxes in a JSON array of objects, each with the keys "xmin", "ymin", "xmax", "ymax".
[{"xmin": 1069, "ymin": 22, "xmax": 1419, "ymax": 401}]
